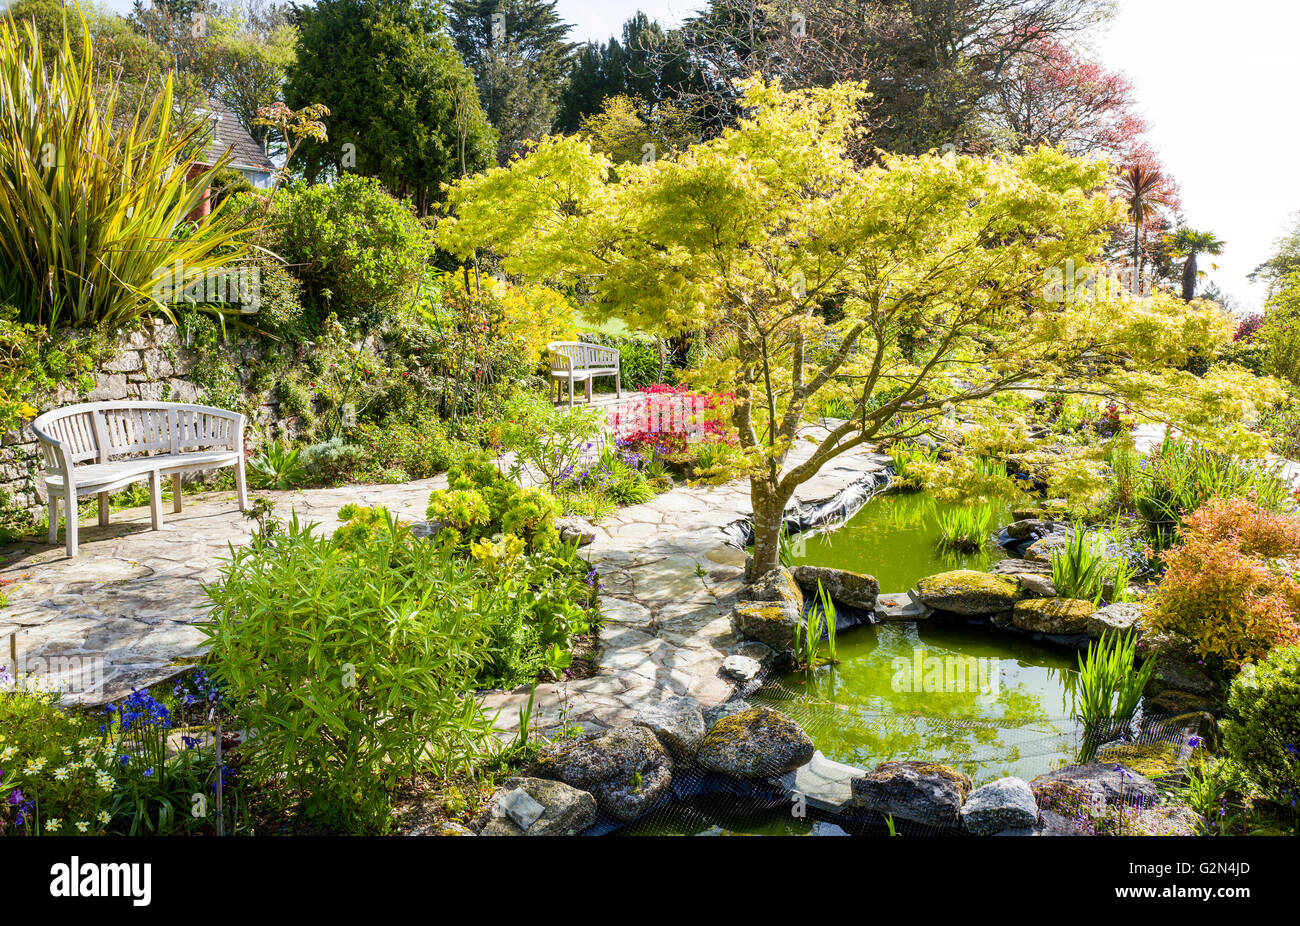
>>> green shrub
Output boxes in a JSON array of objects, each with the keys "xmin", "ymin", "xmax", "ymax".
[
  {"xmin": 247, "ymin": 440, "xmax": 307, "ymax": 490},
  {"xmin": 354, "ymin": 417, "xmax": 459, "ymax": 481},
  {"xmin": 580, "ymin": 333, "xmax": 666, "ymax": 390},
  {"xmin": 499, "ymin": 389, "xmax": 605, "ymax": 491},
  {"xmin": 1222, "ymin": 645, "xmax": 1300, "ymax": 804},
  {"xmin": 299, "ymin": 437, "xmax": 365, "ymax": 484},
  {"xmin": 201, "ymin": 510, "xmax": 499, "ymax": 833},
  {"xmin": 272, "ymin": 174, "xmax": 429, "ymax": 329}
]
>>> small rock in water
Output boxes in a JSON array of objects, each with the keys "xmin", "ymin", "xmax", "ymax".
[{"xmin": 720, "ymin": 654, "xmax": 763, "ymax": 682}]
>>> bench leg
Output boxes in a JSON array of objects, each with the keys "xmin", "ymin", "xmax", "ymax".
[
  {"xmin": 66, "ymin": 500, "xmax": 78, "ymax": 558},
  {"xmin": 47, "ymin": 493, "xmax": 59, "ymax": 545},
  {"xmin": 586, "ymin": 378, "xmax": 593, "ymax": 403},
  {"xmin": 173, "ymin": 473, "xmax": 183, "ymax": 513},
  {"xmin": 568, "ymin": 377, "xmax": 574, "ymax": 406},
  {"xmin": 616, "ymin": 370, "xmax": 621, "ymax": 398},
  {"xmin": 98, "ymin": 491, "xmax": 110, "ymax": 527},
  {"xmin": 149, "ymin": 472, "xmax": 163, "ymax": 531},
  {"xmin": 235, "ymin": 459, "xmax": 248, "ymax": 511}
]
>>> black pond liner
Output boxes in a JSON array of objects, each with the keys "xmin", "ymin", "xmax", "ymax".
[{"xmin": 719, "ymin": 467, "xmax": 894, "ymax": 550}]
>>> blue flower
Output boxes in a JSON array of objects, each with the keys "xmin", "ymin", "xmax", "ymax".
[{"xmin": 1188, "ymin": 736, "xmax": 1204, "ymax": 749}]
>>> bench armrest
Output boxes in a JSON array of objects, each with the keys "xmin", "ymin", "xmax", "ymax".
[{"xmin": 31, "ymin": 421, "xmax": 77, "ymax": 492}]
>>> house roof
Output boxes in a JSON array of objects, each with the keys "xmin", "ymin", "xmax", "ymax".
[{"xmin": 196, "ymin": 98, "xmax": 274, "ymax": 173}]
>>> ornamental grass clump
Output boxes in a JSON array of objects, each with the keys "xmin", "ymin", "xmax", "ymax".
[
  {"xmin": 0, "ymin": 15, "xmax": 250, "ymax": 328},
  {"xmin": 1145, "ymin": 498, "xmax": 1300, "ymax": 668}
]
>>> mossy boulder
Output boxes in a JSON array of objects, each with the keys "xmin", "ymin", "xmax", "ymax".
[
  {"xmin": 851, "ymin": 760, "xmax": 972, "ymax": 828},
  {"xmin": 479, "ymin": 777, "xmax": 598, "ymax": 836},
  {"xmin": 1096, "ymin": 742, "xmax": 1183, "ymax": 779},
  {"xmin": 915, "ymin": 570, "xmax": 1023, "ymax": 615},
  {"xmin": 730, "ymin": 599, "xmax": 801, "ymax": 651},
  {"xmin": 743, "ymin": 566, "xmax": 804, "ymax": 610},
  {"xmin": 1030, "ymin": 763, "xmax": 1160, "ymax": 809},
  {"xmin": 531, "ymin": 725, "xmax": 672, "ymax": 822},
  {"xmin": 697, "ymin": 706, "xmax": 814, "ymax": 779},
  {"xmin": 791, "ymin": 565, "xmax": 879, "ymax": 610},
  {"xmin": 1012, "ymin": 597, "xmax": 1095, "ymax": 634},
  {"xmin": 1144, "ymin": 689, "xmax": 1216, "ymax": 716}
]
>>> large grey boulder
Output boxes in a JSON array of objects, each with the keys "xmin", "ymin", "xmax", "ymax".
[
  {"xmin": 991, "ymin": 558, "xmax": 1052, "ymax": 577},
  {"xmin": 851, "ymin": 760, "xmax": 972, "ymax": 828},
  {"xmin": 791, "ymin": 565, "xmax": 879, "ymax": 610},
  {"xmin": 720, "ymin": 654, "xmax": 763, "ymax": 682},
  {"xmin": 915, "ymin": 570, "xmax": 1023, "ymax": 615},
  {"xmin": 1144, "ymin": 656, "xmax": 1216, "ymax": 698},
  {"xmin": 959, "ymin": 777, "xmax": 1039, "ymax": 835},
  {"xmin": 479, "ymin": 777, "xmax": 598, "ymax": 836},
  {"xmin": 1086, "ymin": 602, "xmax": 1145, "ymax": 640},
  {"xmin": 697, "ymin": 706, "xmax": 814, "ymax": 779},
  {"xmin": 633, "ymin": 696, "xmax": 706, "ymax": 760},
  {"xmin": 531, "ymin": 725, "xmax": 673, "ymax": 822}
]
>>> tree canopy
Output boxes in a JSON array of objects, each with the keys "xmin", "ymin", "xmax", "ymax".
[
  {"xmin": 438, "ymin": 78, "xmax": 1284, "ymax": 574},
  {"xmin": 284, "ymin": 0, "xmax": 495, "ymax": 212}
]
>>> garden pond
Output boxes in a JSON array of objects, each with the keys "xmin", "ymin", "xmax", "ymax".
[{"xmin": 624, "ymin": 490, "xmax": 1087, "ymax": 836}]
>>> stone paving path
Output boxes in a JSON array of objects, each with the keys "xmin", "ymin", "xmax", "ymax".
[{"xmin": 0, "ymin": 432, "xmax": 889, "ymax": 735}]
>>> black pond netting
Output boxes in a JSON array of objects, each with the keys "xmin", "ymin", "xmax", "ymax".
[{"xmin": 606, "ymin": 682, "xmax": 1204, "ymax": 836}]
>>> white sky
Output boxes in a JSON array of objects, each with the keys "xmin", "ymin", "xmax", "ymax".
[{"xmin": 85, "ymin": 0, "xmax": 1300, "ymax": 311}]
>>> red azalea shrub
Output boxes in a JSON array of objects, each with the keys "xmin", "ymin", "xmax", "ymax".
[
  {"xmin": 1234, "ymin": 314, "xmax": 1264, "ymax": 342},
  {"xmin": 1146, "ymin": 498, "xmax": 1300, "ymax": 668},
  {"xmin": 609, "ymin": 384, "xmax": 736, "ymax": 458}
]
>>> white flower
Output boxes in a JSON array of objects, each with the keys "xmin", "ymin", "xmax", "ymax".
[
  {"xmin": 53, "ymin": 766, "xmax": 69, "ymax": 781},
  {"xmin": 45, "ymin": 818, "xmax": 61, "ymax": 832},
  {"xmin": 97, "ymin": 810, "xmax": 110, "ymax": 824},
  {"xmin": 75, "ymin": 821, "xmax": 89, "ymax": 834}
]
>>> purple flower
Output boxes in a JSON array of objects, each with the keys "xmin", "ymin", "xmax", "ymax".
[
  {"xmin": 7, "ymin": 788, "xmax": 23, "ymax": 805},
  {"xmin": 1188, "ymin": 736, "xmax": 1204, "ymax": 749}
]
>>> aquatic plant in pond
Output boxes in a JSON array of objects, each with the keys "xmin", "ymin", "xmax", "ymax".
[
  {"xmin": 1074, "ymin": 631, "xmax": 1153, "ymax": 763},
  {"xmin": 793, "ymin": 581, "xmax": 840, "ymax": 669},
  {"xmin": 1049, "ymin": 526, "xmax": 1136, "ymax": 604},
  {"xmin": 933, "ymin": 501, "xmax": 995, "ymax": 553}
]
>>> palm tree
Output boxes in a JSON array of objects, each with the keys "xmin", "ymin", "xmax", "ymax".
[
  {"xmin": 1117, "ymin": 163, "xmax": 1173, "ymax": 280},
  {"xmin": 1166, "ymin": 227, "xmax": 1227, "ymax": 301}
]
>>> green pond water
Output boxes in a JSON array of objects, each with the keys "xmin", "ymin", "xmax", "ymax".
[
  {"xmin": 620, "ymin": 491, "xmax": 1084, "ymax": 836},
  {"xmin": 791, "ymin": 490, "xmax": 1016, "ymax": 593}
]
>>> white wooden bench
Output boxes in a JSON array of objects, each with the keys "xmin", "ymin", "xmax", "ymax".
[
  {"xmin": 32, "ymin": 401, "xmax": 248, "ymax": 558},
  {"xmin": 547, "ymin": 341, "xmax": 620, "ymax": 404}
]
